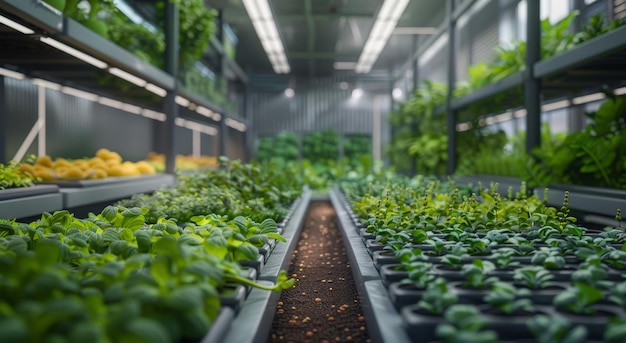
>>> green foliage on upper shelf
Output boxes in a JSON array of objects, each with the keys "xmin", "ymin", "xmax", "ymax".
[
  {"xmin": 117, "ymin": 159, "xmax": 303, "ymax": 224},
  {"xmin": 388, "ymin": 12, "xmax": 625, "ymax": 178},
  {"xmin": 524, "ymin": 96, "xmax": 626, "ymax": 189},
  {"xmin": 0, "ymin": 205, "xmax": 294, "ymax": 342}
]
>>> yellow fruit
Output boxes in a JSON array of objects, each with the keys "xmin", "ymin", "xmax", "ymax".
[
  {"xmin": 33, "ymin": 166, "xmax": 56, "ymax": 181},
  {"xmin": 73, "ymin": 160, "xmax": 90, "ymax": 171},
  {"xmin": 53, "ymin": 158, "xmax": 71, "ymax": 169},
  {"xmin": 88, "ymin": 157, "xmax": 105, "ymax": 166},
  {"xmin": 60, "ymin": 166, "xmax": 86, "ymax": 180},
  {"xmin": 95, "ymin": 148, "xmax": 111, "ymax": 159},
  {"xmin": 135, "ymin": 161, "xmax": 156, "ymax": 174},
  {"xmin": 36, "ymin": 155, "xmax": 53, "ymax": 167},
  {"xmin": 91, "ymin": 168, "xmax": 108, "ymax": 179},
  {"xmin": 18, "ymin": 163, "xmax": 36, "ymax": 177},
  {"xmin": 121, "ymin": 162, "xmax": 140, "ymax": 176},
  {"xmin": 107, "ymin": 165, "xmax": 125, "ymax": 177},
  {"xmin": 106, "ymin": 159, "xmax": 120, "ymax": 169}
]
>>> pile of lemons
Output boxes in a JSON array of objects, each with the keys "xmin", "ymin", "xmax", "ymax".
[
  {"xmin": 145, "ymin": 152, "xmax": 219, "ymax": 171},
  {"xmin": 19, "ymin": 148, "xmax": 156, "ymax": 181}
]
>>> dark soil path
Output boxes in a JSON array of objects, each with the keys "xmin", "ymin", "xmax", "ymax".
[{"xmin": 268, "ymin": 201, "xmax": 371, "ymax": 343}]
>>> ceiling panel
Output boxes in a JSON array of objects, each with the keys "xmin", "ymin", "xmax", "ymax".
[{"xmin": 206, "ymin": 0, "xmax": 448, "ymax": 78}]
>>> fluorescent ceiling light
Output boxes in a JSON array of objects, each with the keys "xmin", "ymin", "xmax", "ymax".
[
  {"xmin": 456, "ymin": 122, "xmax": 472, "ymax": 132},
  {"xmin": 0, "ymin": 14, "xmax": 34, "ymax": 34},
  {"xmin": 61, "ymin": 86, "xmax": 99, "ymax": 101},
  {"xmin": 121, "ymin": 103, "xmax": 143, "ymax": 115},
  {"xmin": 392, "ymin": 88, "xmax": 403, "ymax": 100},
  {"xmin": 393, "ymin": 27, "xmax": 438, "ymax": 35},
  {"xmin": 175, "ymin": 95, "xmax": 190, "ymax": 107},
  {"xmin": 541, "ymin": 99, "xmax": 570, "ymax": 112},
  {"xmin": 109, "ymin": 67, "xmax": 147, "ymax": 87},
  {"xmin": 355, "ymin": 0, "xmax": 410, "ymax": 73},
  {"xmin": 243, "ymin": 0, "xmax": 290, "ymax": 74},
  {"xmin": 33, "ymin": 78, "xmax": 62, "ymax": 91},
  {"xmin": 572, "ymin": 92, "xmax": 605, "ymax": 105},
  {"xmin": 39, "ymin": 37, "xmax": 108, "ymax": 69},
  {"xmin": 176, "ymin": 117, "xmax": 218, "ymax": 135},
  {"xmin": 98, "ymin": 96, "xmax": 125, "ymax": 110},
  {"xmin": 334, "ymin": 62, "xmax": 357, "ymax": 70},
  {"xmin": 514, "ymin": 109, "xmax": 527, "ymax": 118},
  {"xmin": 225, "ymin": 118, "xmax": 247, "ymax": 132},
  {"xmin": 145, "ymin": 83, "xmax": 167, "ymax": 97},
  {"xmin": 615, "ymin": 86, "xmax": 626, "ymax": 96},
  {"xmin": 0, "ymin": 67, "xmax": 25, "ymax": 80},
  {"xmin": 142, "ymin": 109, "xmax": 166, "ymax": 121},
  {"xmin": 212, "ymin": 113, "xmax": 222, "ymax": 121},
  {"xmin": 284, "ymin": 88, "xmax": 294, "ymax": 97},
  {"xmin": 352, "ymin": 88, "xmax": 363, "ymax": 98},
  {"xmin": 196, "ymin": 106, "xmax": 215, "ymax": 118}
]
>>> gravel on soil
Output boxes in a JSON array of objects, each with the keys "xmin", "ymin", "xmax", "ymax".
[{"xmin": 268, "ymin": 201, "xmax": 371, "ymax": 343}]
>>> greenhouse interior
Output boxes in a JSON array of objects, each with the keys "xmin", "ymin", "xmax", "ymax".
[{"xmin": 1, "ymin": 0, "xmax": 626, "ymax": 342}]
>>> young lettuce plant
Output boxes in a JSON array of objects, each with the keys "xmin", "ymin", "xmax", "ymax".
[
  {"xmin": 526, "ymin": 314, "xmax": 588, "ymax": 343},
  {"xmin": 531, "ymin": 247, "xmax": 566, "ymax": 270},
  {"xmin": 513, "ymin": 265, "xmax": 555, "ymax": 289},
  {"xmin": 490, "ymin": 247, "xmax": 521, "ymax": 269},
  {"xmin": 461, "ymin": 259, "xmax": 498, "ymax": 289},
  {"xmin": 435, "ymin": 304, "xmax": 498, "ymax": 343},
  {"xmin": 483, "ymin": 282, "xmax": 533, "ymax": 314},
  {"xmin": 417, "ymin": 278, "xmax": 458, "ymax": 315},
  {"xmin": 553, "ymin": 282, "xmax": 605, "ymax": 314}
]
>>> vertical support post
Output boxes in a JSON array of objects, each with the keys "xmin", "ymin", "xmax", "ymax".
[
  {"xmin": 220, "ymin": 118, "xmax": 228, "ymax": 158},
  {"xmin": 244, "ymin": 88, "xmax": 252, "ymax": 162},
  {"xmin": 525, "ymin": 0, "xmax": 541, "ymax": 154},
  {"xmin": 0, "ymin": 76, "xmax": 4, "ymax": 163},
  {"xmin": 372, "ymin": 96, "xmax": 382, "ymax": 161},
  {"xmin": 446, "ymin": 0, "xmax": 457, "ymax": 175},
  {"xmin": 162, "ymin": 0, "xmax": 179, "ymax": 174},
  {"xmin": 216, "ymin": 9, "xmax": 228, "ymax": 159},
  {"xmin": 37, "ymin": 85, "xmax": 46, "ymax": 156},
  {"xmin": 411, "ymin": 36, "xmax": 419, "ymax": 175}
]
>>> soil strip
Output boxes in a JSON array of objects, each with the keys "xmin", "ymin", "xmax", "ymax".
[{"xmin": 268, "ymin": 201, "xmax": 371, "ymax": 343}]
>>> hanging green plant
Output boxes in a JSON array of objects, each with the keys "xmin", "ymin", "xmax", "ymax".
[{"xmin": 156, "ymin": 0, "xmax": 217, "ymax": 71}]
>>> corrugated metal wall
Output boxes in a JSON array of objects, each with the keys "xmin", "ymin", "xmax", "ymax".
[
  {"xmin": 248, "ymin": 76, "xmax": 391, "ymax": 159},
  {"xmin": 3, "ymin": 77, "xmax": 225, "ymax": 163},
  {"xmin": 250, "ymin": 77, "xmax": 381, "ymax": 135}
]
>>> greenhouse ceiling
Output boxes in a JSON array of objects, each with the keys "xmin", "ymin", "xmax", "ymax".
[{"xmin": 205, "ymin": 0, "xmax": 447, "ymax": 77}]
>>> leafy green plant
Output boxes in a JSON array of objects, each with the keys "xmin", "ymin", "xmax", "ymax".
[
  {"xmin": 553, "ymin": 282, "xmax": 605, "ymax": 314},
  {"xmin": 527, "ymin": 314, "xmax": 588, "ymax": 343},
  {"xmin": 483, "ymin": 282, "xmax": 533, "ymax": 314},
  {"xmin": 417, "ymin": 278, "xmax": 458, "ymax": 315},
  {"xmin": 435, "ymin": 305, "xmax": 498, "ymax": 343},
  {"xmin": 461, "ymin": 259, "xmax": 498, "ymax": 289},
  {"xmin": 0, "ymin": 160, "xmax": 36, "ymax": 189},
  {"xmin": 513, "ymin": 265, "xmax": 555, "ymax": 289}
]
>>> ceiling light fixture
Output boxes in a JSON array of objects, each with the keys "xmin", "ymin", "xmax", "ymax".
[
  {"xmin": 541, "ymin": 99, "xmax": 570, "ymax": 112},
  {"xmin": 334, "ymin": 62, "xmax": 357, "ymax": 70},
  {"xmin": 615, "ymin": 86, "xmax": 626, "ymax": 96},
  {"xmin": 392, "ymin": 27, "xmax": 438, "ymax": 35},
  {"xmin": 284, "ymin": 88, "xmax": 294, "ymax": 97},
  {"xmin": 144, "ymin": 83, "xmax": 167, "ymax": 97},
  {"xmin": 355, "ymin": 0, "xmax": 410, "ymax": 73},
  {"xmin": 352, "ymin": 88, "xmax": 363, "ymax": 98},
  {"xmin": 0, "ymin": 14, "xmax": 35, "ymax": 34},
  {"xmin": 109, "ymin": 67, "xmax": 147, "ymax": 87},
  {"xmin": 571, "ymin": 92, "xmax": 605, "ymax": 105},
  {"xmin": 392, "ymin": 88, "xmax": 403, "ymax": 100},
  {"xmin": 40, "ymin": 37, "xmax": 108, "ymax": 69},
  {"xmin": 61, "ymin": 86, "xmax": 99, "ymax": 101},
  {"xmin": 33, "ymin": 78, "xmax": 62, "ymax": 91},
  {"xmin": 242, "ymin": 0, "xmax": 290, "ymax": 73},
  {"xmin": 0, "ymin": 67, "xmax": 25, "ymax": 80},
  {"xmin": 225, "ymin": 118, "xmax": 247, "ymax": 132}
]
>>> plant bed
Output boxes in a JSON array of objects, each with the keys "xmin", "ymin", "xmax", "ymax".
[
  {"xmin": 267, "ymin": 201, "xmax": 370, "ymax": 343},
  {"xmin": 388, "ymin": 282, "xmax": 426, "ymax": 312}
]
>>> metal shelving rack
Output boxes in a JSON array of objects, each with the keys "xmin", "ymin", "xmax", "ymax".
[
  {"xmin": 0, "ymin": 0, "xmax": 248, "ymax": 216},
  {"xmin": 441, "ymin": 1, "xmax": 626, "ymax": 220}
]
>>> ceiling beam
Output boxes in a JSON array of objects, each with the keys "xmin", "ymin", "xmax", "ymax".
[
  {"xmin": 304, "ymin": 0, "xmax": 315, "ymax": 77},
  {"xmin": 287, "ymin": 52, "xmax": 358, "ymax": 59},
  {"xmin": 225, "ymin": 12, "xmax": 374, "ymax": 23}
]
